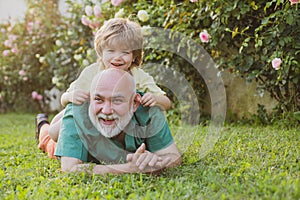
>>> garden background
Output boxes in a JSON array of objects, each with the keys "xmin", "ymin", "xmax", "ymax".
[{"xmin": 0, "ymin": 0, "xmax": 299, "ymax": 199}]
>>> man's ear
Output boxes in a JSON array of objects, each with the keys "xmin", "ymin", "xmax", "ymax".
[{"xmin": 133, "ymin": 93, "xmax": 141, "ymax": 112}]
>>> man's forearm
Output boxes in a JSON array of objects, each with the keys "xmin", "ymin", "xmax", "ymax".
[{"xmin": 70, "ymin": 162, "xmax": 168, "ymax": 175}]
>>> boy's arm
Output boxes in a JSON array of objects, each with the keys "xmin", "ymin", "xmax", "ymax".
[
  {"xmin": 60, "ymin": 63, "xmax": 100, "ymax": 107},
  {"xmin": 60, "ymin": 90, "xmax": 89, "ymax": 107},
  {"xmin": 133, "ymin": 68, "xmax": 171, "ymax": 110},
  {"xmin": 140, "ymin": 92, "xmax": 171, "ymax": 110},
  {"xmin": 154, "ymin": 94, "xmax": 171, "ymax": 110},
  {"xmin": 60, "ymin": 91, "xmax": 71, "ymax": 107}
]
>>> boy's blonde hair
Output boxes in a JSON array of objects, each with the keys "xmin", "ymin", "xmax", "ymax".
[{"xmin": 94, "ymin": 18, "xmax": 143, "ymax": 70}]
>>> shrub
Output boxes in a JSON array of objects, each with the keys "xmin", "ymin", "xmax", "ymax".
[{"xmin": 0, "ymin": 0, "xmax": 299, "ymax": 117}]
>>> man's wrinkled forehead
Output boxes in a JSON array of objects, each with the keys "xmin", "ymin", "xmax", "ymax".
[
  {"xmin": 90, "ymin": 69, "xmax": 136, "ymax": 97},
  {"xmin": 93, "ymin": 78, "xmax": 133, "ymax": 98}
]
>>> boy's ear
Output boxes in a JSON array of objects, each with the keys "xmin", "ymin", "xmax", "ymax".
[{"xmin": 133, "ymin": 93, "xmax": 141, "ymax": 112}]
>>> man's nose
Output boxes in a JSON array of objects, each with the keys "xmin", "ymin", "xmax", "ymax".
[{"xmin": 101, "ymin": 101, "xmax": 113, "ymax": 115}]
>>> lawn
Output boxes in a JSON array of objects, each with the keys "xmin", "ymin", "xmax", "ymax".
[{"xmin": 0, "ymin": 113, "xmax": 299, "ymax": 199}]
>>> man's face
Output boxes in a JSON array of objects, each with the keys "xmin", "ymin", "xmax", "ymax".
[{"xmin": 89, "ymin": 74, "xmax": 135, "ymax": 138}]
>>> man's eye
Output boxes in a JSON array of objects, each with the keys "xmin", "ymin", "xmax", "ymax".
[
  {"xmin": 112, "ymin": 99, "xmax": 123, "ymax": 104},
  {"xmin": 94, "ymin": 97, "xmax": 103, "ymax": 102}
]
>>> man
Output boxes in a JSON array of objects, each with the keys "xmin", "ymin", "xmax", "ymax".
[{"xmin": 51, "ymin": 68, "xmax": 181, "ymax": 174}]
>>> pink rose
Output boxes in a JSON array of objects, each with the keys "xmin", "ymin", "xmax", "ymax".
[
  {"xmin": 35, "ymin": 20, "xmax": 40, "ymax": 27},
  {"xmin": 111, "ymin": 0, "xmax": 124, "ymax": 7},
  {"xmin": 11, "ymin": 47, "xmax": 18, "ymax": 54},
  {"xmin": 272, "ymin": 58, "xmax": 282, "ymax": 70},
  {"xmin": 94, "ymin": 5, "xmax": 102, "ymax": 18},
  {"xmin": 199, "ymin": 30, "xmax": 210, "ymax": 43},
  {"xmin": 23, "ymin": 77, "xmax": 28, "ymax": 81},
  {"xmin": 85, "ymin": 5, "xmax": 93, "ymax": 16},
  {"xmin": 27, "ymin": 22, "xmax": 34, "ymax": 33},
  {"xmin": 289, "ymin": 0, "xmax": 299, "ymax": 5},
  {"xmin": 89, "ymin": 21, "xmax": 101, "ymax": 29},
  {"xmin": 36, "ymin": 94, "xmax": 43, "ymax": 101},
  {"xmin": 32, "ymin": 91, "xmax": 38, "ymax": 99},
  {"xmin": 8, "ymin": 34, "xmax": 17, "ymax": 41},
  {"xmin": 3, "ymin": 50, "xmax": 10, "ymax": 56},
  {"xmin": 190, "ymin": 0, "xmax": 198, "ymax": 2},
  {"xmin": 4, "ymin": 40, "xmax": 12, "ymax": 47},
  {"xmin": 4, "ymin": 76, "xmax": 9, "ymax": 81},
  {"xmin": 19, "ymin": 70, "xmax": 25, "ymax": 76},
  {"xmin": 81, "ymin": 16, "xmax": 90, "ymax": 26}
]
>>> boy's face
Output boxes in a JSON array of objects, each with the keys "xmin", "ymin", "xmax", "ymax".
[{"xmin": 102, "ymin": 47, "xmax": 134, "ymax": 71}]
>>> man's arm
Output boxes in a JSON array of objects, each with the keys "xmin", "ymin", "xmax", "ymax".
[{"xmin": 61, "ymin": 142, "xmax": 181, "ymax": 175}]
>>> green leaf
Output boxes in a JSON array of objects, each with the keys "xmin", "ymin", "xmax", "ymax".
[
  {"xmin": 293, "ymin": 111, "xmax": 300, "ymax": 120},
  {"xmin": 286, "ymin": 14, "xmax": 294, "ymax": 25},
  {"xmin": 261, "ymin": 17, "xmax": 269, "ymax": 25}
]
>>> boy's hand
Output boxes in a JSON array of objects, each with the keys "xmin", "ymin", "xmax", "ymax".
[
  {"xmin": 140, "ymin": 92, "xmax": 157, "ymax": 107},
  {"xmin": 69, "ymin": 89, "xmax": 90, "ymax": 105}
]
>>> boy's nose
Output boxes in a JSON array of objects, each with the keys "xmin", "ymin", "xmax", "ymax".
[{"xmin": 113, "ymin": 52, "xmax": 124, "ymax": 60}]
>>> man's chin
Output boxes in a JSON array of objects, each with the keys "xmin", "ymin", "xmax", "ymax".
[{"xmin": 98, "ymin": 124, "xmax": 121, "ymax": 138}]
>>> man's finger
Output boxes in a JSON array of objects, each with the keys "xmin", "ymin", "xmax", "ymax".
[
  {"xmin": 155, "ymin": 157, "xmax": 171, "ymax": 168},
  {"xmin": 136, "ymin": 153, "xmax": 150, "ymax": 170},
  {"xmin": 148, "ymin": 155, "xmax": 159, "ymax": 167},
  {"xmin": 126, "ymin": 153, "xmax": 133, "ymax": 162},
  {"xmin": 136, "ymin": 143, "xmax": 146, "ymax": 154}
]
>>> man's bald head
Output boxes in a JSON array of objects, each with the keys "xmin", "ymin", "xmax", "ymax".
[{"xmin": 90, "ymin": 68, "xmax": 136, "ymax": 99}]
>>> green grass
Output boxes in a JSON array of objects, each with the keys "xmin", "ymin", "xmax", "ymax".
[{"xmin": 0, "ymin": 113, "xmax": 299, "ymax": 199}]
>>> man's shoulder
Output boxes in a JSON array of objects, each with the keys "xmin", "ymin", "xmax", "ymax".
[{"xmin": 133, "ymin": 105, "xmax": 163, "ymax": 126}]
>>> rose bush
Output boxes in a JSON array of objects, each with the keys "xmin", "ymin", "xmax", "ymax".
[
  {"xmin": 0, "ymin": 0, "xmax": 299, "ymax": 117},
  {"xmin": 82, "ymin": 0, "xmax": 300, "ymax": 115},
  {"xmin": 0, "ymin": 0, "xmax": 95, "ymax": 112}
]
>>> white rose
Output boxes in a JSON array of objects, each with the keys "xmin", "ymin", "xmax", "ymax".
[
  {"xmin": 39, "ymin": 57, "xmax": 45, "ymax": 63},
  {"xmin": 52, "ymin": 77, "xmax": 59, "ymax": 85},
  {"xmin": 74, "ymin": 54, "xmax": 82, "ymax": 61},
  {"xmin": 82, "ymin": 59, "xmax": 89, "ymax": 66},
  {"xmin": 55, "ymin": 40, "xmax": 62, "ymax": 46},
  {"xmin": 67, "ymin": 30, "xmax": 73, "ymax": 36},
  {"xmin": 137, "ymin": 10, "xmax": 149, "ymax": 22}
]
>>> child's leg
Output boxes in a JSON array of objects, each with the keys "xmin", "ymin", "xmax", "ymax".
[
  {"xmin": 38, "ymin": 123, "xmax": 57, "ymax": 159},
  {"xmin": 48, "ymin": 109, "xmax": 65, "ymax": 142}
]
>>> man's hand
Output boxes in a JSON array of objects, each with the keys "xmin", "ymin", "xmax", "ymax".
[
  {"xmin": 140, "ymin": 92, "xmax": 157, "ymax": 107},
  {"xmin": 69, "ymin": 89, "xmax": 90, "ymax": 105},
  {"xmin": 61, "ymin": 143, "xmax": 181, "ymax": 175},
  {"xmin": 126, "ymin": 143, "xmax": 171, "ymax": 170}
]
